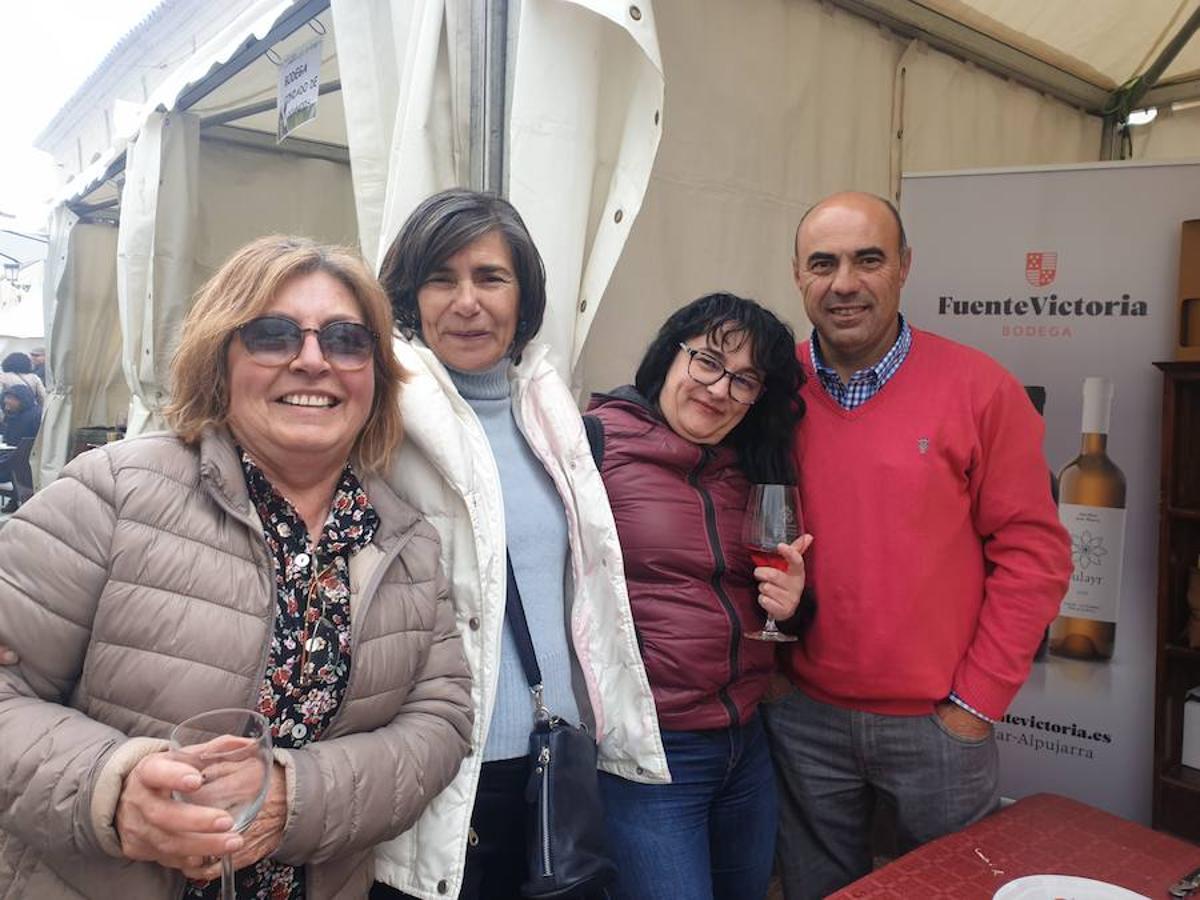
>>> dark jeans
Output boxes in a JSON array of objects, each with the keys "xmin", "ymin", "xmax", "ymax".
[
  {"xmin": 598, "ymin": 715, "xmax": 778, "ymax": 900},
  {"xmin": 760, "ymin": 688, "xmax": 999, "ymax": 900},
  {"xmin": 371, "ymin": 756, "xmax": 528, "ymax": 900}
]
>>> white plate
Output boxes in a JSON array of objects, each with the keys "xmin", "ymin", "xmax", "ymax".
[{"xmin": 993, "ymin": 875, "xmax": 1149, "ymax": 900}]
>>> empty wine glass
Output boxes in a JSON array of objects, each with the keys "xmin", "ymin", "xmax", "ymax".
[
  {"xmin": 169, "ymin": 708, "xmax": 273, "ymax": 900},
  {"xmin": 743, "ymin": 483, "xmax": 801, "ymax": 643}
]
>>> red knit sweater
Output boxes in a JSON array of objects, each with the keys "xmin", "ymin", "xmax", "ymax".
[{"xmin": 785, "ymin": 328, "xmax": 1071, "ymax": 720}]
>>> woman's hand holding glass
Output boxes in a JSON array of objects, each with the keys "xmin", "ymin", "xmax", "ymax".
[
  {"xmin": 752, "ymin": 533, "xmax": 813, "ymax": 621},
  {"xmin": 178, "ymin": 763, "xmax": 288, "ymax": 883},
  {"xmin": 116, "ymin": 752, "xmax": 247, "ymax": 870}
]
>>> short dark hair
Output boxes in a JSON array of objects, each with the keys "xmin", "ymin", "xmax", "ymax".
[
  {"xmin": 793, "ymin": 192, "xmax": 908, "ymax": 259},
  {"xmin": 1, "ymin": 352, "xmax": 32, "ymax": 374},
  {"xmin": 634, "ymin": 293, "xmax": 805, "ymax": 483},
  {"xmin": 379, "ymin": 189, "xmax": 548, "ymax": 362}
]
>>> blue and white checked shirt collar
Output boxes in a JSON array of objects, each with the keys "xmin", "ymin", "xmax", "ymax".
[{"xmin": 810, "ymin": 316, "xmax": 912, "ymax": 411}]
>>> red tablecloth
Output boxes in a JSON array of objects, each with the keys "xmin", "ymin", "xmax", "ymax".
[{"xmin": 829, "ymin": 793, "xmax": 1200, "ymax": 898}]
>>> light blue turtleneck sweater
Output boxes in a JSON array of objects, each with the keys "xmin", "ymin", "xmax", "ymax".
[{"xmin": 447, "ymin": 361, "xmax": 580, "ymax": 761}]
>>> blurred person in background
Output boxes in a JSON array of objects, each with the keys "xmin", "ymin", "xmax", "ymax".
[
  {"xmin": 29, "ymin": 347, "xmax": 46, "ymax": 383},
  {"xmin": 0, "ymin": 352, "xmax": 45, "ymax": 409},
  {"xmin": 1, "ymin": 383, "xmax": 40, "ymax": 445}
]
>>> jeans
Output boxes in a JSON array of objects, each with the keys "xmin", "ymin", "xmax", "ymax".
[
  {"xmin": 761, "ymin": 688, "xmax": 999, "ymax": 900},
  {"xmin": 599, "ymin": 715, "xmax": 778, "ymax": 900}
]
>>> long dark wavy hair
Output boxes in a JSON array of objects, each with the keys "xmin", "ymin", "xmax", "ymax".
[
  {"xmin": 378, "ymin": 188, "xmax": 547, "ymax": 362},
  {"xmin": 634, "ymin": 292, "xmax": 805, "ymax": 483}
]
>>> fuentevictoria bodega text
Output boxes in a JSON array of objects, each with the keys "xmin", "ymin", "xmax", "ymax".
[{"xmin": 937, "ymin": 294, "xmax": 1148, "ymax": 318}]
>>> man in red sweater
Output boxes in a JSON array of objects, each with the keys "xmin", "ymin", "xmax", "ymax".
[{"xmin": 761, "ymin": 191, "xmax": 1072, "ymax": 899}]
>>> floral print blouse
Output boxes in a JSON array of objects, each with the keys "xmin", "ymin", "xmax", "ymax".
[{"xmin": 187, "ymin": 450, "xmax": 379, "ymax": 900}]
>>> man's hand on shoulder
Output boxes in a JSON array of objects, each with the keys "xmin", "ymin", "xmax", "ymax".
[{"xmin": 935, "ymin": 700, "xmax": 992, "ymax": 741}]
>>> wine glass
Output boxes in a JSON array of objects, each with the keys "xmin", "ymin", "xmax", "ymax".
[
  {"xmin": 169, "ymin": 708, "xmax": 273, "ymax": 900},
  {"xmin": 743, "ymin": 483, "xmax": 801, "ymax": 643}
]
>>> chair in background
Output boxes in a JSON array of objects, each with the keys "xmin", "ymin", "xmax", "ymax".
[{"xmin": 0, "ymin": 438, "xmax": 36, "ymax": 512}]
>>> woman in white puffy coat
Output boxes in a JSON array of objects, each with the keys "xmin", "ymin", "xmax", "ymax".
[{"xmin": 369, "ymin": 189, "xmax": 669, "ymax": 900}]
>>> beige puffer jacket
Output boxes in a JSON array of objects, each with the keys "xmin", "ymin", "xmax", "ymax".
[{"xmin": 0, "ymin": 428, "xmax": 473, "ymax": 899}]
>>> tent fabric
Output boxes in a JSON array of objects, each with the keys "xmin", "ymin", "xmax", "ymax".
[
  {"xmin": 898, "ymin": 40, "xmax": 1103, "ymax": 175},
  {"xmin": 332, "ymin": 0, "xmax": 470, "ymax": 271},
  {"xmin": 117, "ymin": 110, "xmax": 200, "ymax": 438},
  {"xmin": 917, "ymin": 0, "xmax": 1200, "ymax": 89},
  {"xmin": 508, "ymin": 0, "xmax": 666, "ymax": 376},
  {"xmin": 1131, "ymin": 104, "xmax": 1200, "ymax": 157},
  {"xmin": 194, "ymin": 137, "xmax": 358, "ymax": 274},
  {"xmin": 36, "ymin": 216, "xmax": 125, "ymax": 487},
  {"xmin": 574, "ymin": 0, "xmax": 1106, "ymax": 397}
]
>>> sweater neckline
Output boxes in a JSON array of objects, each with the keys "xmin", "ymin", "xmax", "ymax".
[
  {"xmin": 803, "ymin": 328, "xmax": 922, "ymax": 418},
  {"xmin": 446, "ymin": 359, "xmax": 512, "ymax": 401}
]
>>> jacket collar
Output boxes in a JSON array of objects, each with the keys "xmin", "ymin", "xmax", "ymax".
[
  {"xmin": 587, "ymin": 386, "xmax": 741, "ymax": 471},
  {"xmin": 197, "ymin": 425, "xmax": 421, "ymax": 547}
]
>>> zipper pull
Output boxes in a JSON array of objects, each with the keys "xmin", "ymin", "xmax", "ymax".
[{"xmin": 525, "ymin": 744, "xmax": 551, "ymax": 802}]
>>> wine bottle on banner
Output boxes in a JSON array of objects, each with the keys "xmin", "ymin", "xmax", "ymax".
[
  {"xmin": 1049, "ymin": 377, "xmax": 1127, "ymax": 662},
  {"xmin": 1024, "ymin": 385, "xmax": 1054, "ymax": 663}
]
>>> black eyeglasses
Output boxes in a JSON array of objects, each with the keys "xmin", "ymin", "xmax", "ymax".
[
  {"xmin": 678, "ymin": 343, "xmax": 765, "ymax": 406},
  {"xmin": 237, "ymin": 316, "xmax": 378, "ymax": 370}
]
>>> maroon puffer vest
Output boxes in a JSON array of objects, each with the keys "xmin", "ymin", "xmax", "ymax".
[{"xmin": 587, "ymin": 389, "xmax": 774, "ymax": 731}]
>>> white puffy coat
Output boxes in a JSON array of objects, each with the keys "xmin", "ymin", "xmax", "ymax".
[{"xmin": 374, "ymin": 338, "xmax": 668, "ymax": 899}]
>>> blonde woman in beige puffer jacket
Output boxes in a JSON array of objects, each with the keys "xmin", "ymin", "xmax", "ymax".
[{"xmin": 0, "ymin": 237, "xmax": 473, "ymax": 899}]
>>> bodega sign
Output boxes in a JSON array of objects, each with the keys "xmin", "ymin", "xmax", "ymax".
[
  {"xmin": 277, "ymin": 37, "xmax": 322, "ymax": 142},
  {"xmin": 902, "ymin": 160, "xmax": 1200, "ymax": 824},
  {"xmin": 938, "ymin": 293, "xmax": 1147, "ymax": 319},
  {"xmin": 937, "ymin": 254, "xmax": 1147, "ymax": 333}
]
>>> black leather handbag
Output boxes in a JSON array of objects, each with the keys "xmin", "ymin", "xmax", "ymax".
[{"xmin": 504, "ymin": 556, "xmax": 617, "ymax": 899}]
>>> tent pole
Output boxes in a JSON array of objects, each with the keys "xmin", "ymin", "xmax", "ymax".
[
  {"xmin": 1101, "ymin": 2, "xmax": 1200, "ymax": 160},
  {"xmin": 1099, "ymin": 116, "xmax": 1118, "ymax": 161},
  {"xmin": 470, "ymin": 0, "xmax": 509, "ymax": 194},
  {"xmin": 1136, "ymin": 4, "xmax": 1200, "ymax": 101}
]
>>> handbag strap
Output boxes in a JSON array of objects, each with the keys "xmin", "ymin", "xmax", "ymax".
[{"xmin": 503, "ymin": 552, "xmax": 551, "ymax": 721}]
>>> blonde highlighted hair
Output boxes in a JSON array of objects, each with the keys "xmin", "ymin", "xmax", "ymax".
[{"xmin": 164, "ymin": 235, "xmax": 406, "ymax": 472}]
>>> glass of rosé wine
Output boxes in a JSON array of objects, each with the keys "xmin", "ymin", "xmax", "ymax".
[{"xmin": 743, "ymin": 483, "xmax": 801, "ymax": 643}]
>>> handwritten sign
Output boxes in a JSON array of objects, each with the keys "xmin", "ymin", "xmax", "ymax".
[{"xmin": 277, "ymin": 37, "xmax": 321, "ymax": 142}]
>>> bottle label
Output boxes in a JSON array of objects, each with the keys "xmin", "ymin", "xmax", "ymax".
[{"xmin": 1057, "ymin": 503, "xmax": 1126, "ymax": 622}]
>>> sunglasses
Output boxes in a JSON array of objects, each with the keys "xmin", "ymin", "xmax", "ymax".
[{"xmin": 237, "ymin": 316, "xmax": 377, "ymax": 370}]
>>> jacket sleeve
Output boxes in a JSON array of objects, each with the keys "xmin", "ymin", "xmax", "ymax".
[
  {"xmin": 273, "ymin": 553, "xmax": 473, "ymax": 864},
  {"xmin": 0, "ymin": 449, "xmax": 138, "ymax": 859},
  {"xmin": 951, "ymin": 375, "xmax": 1073, "ymax": 720}
]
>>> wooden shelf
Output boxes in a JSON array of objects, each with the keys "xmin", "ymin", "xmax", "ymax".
[
  {"xmin": 1155, "ymin": 361, "xmax": 1200, "ymax": 376},
  {"xmin": 1153, "ymin": 363, "xmax": 1200, "ymax": 841},
  {"xmin": 1165, "ymin": 644, "xmax": 1200, "ymax": 661},
  {"xmin": 1161, "ymin": 764, "xmax": 1200, "ymax": 794}
]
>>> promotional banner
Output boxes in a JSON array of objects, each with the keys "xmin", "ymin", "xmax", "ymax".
[{"xmin": 902, "ymin": 161, "xmax": 1200, "ymax": 823}]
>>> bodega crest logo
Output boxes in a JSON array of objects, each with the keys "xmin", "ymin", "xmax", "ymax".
[
  {"xmin": 937, "ymin": 250, "xmax": 1148, "ymax": 332},
  {"xmin": 1026, "ymin": 252, "xmax": 1057, "ymax": 287}
]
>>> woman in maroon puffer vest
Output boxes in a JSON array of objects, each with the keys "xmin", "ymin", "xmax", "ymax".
[{"xmin": 587, "ymin": 293, "xmax": 812, "ymax": 900}]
